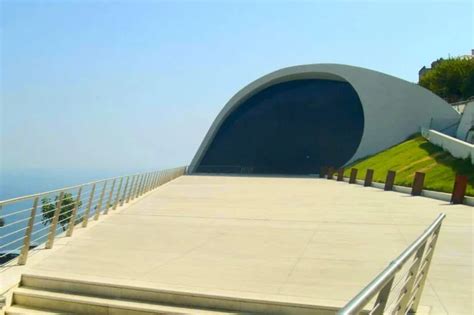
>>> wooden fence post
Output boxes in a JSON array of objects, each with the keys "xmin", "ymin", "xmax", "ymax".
[
  {"xmin": 364, "ymin": 169, "xmax": 374, "ymax": 187},
  {"xmin": 451, "ymin": 174, "xmax": 468, "ymax": 204},
  {"xmin": 412, "ymin": 172, "xmax": 425, "ymax": 196},
  {"xmin": 327, "ymin": 167, "xmax": 334, "ymax": 180},
  {"xmin": 349, "ymin": 168, "xmax": 358, "ymax": 184},
  {"xmin": 337, "ymin": 168, "xmax": 344, "ymax": 181},
  {"xmin": 384, "ymin": 171, "xmax": 396, "ymax": 191}
]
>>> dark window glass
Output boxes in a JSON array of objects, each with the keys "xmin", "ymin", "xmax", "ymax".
[{"xmin": 196, "ymin": 79, "xmax": 364, "ymax": 175}]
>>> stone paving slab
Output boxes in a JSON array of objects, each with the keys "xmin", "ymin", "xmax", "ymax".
[{"xmin": 2, "ymin": 175, "xmax": 472, "ymax": 314}]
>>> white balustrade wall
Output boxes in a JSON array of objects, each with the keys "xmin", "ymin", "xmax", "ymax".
[{"xmin": 422, "ymin": 128, "xmax": 474, "ymax": 165}]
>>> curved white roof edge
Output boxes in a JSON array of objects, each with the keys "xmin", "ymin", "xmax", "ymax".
[{"xmin": 189, "ymin": 63, "xmax": 460, "ymax": 173}]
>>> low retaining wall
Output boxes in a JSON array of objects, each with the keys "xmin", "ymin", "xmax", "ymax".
[
  {"xmin": 421, "ymin": 128, "xmax": 474, "ymax": 164},
  {"xmin": 340, "ymin": 177, "xmax": 474, "ymax": 206}
]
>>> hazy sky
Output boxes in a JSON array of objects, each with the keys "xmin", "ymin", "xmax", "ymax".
[{"xmin": 1, "ymin": 0, "xmax": 472, "ymax": 175}]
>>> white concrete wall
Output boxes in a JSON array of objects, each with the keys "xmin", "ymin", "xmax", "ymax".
[
  {"xmin": 456, "ymin": 101, "xmax": 474, "ymax": 142},
  {"xmin": 189, "ymin": 64, "xmax": 461, "ymax": 173},
  {"xmin": 422, "ymin": 128, "xmax": 474, "ymax": 164}
]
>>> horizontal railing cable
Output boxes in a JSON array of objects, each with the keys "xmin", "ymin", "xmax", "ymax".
[
  {"xmin": 0, "ymin": 166, "xmax": 186, "ymax": 267},
  {"xmin": 337, "ymin": 213, "xmax": 446, "ymax": 315},
  {"xmin": 0, "ymin": 207, "xmax": 35, "ymax": 219}
]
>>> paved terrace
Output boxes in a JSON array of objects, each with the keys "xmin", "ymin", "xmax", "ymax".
[{"xmin": 2, "ymin": 175, "xmax": 472, "ymax": 314}]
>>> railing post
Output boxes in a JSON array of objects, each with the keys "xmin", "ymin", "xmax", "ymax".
[
  {"xmin": 66, "ymin": 186, "xmax": 82, "ymax": 237},
  {"xmin": 94, "ymin": 181, "xmax": 107, "ymax": 220},
  {"xmin": 148, "ymin": 172, "xmax": 154, "ymax": 191},
  {"xmin": 136, "ymin": 174, "xmax": 142, "ymax": 197},
  {"xmin": 149, "ymin": 172, "xmax": 156, "ymax": 190},
  {"xmin": 140, "ymin": 174, "xmax": 147, "ymax": 195},
  {"xmin": 409, "ymin": 226, "xmax": 442, "ymax": 313},
  {"xmin": 146, "ymin": 173, "xmax": 153, "ymax": 192},
  {"xmin": 144, "ymin": 173, "xmax": 148, "ymax": 188},
  {"xmin": 113, "ymin": 177, "xmax": 124, "ymax": 210},
  {"xmin": 122, "ymin": 176, "xmax": 131, "ymax": 205},
  {"xmin": 82, "ymin": 183, "xmax": 96, "ymax": 227},
  {"xmin": 154, "ymin": 171, "xmax": 160, "ymax": 188},
  {"xmin": 142, "ymin": 173, "xmax": 148, "ymax": 194},
  {"xmin": 131, "ymin": 175, "xmax": 139, "ymax": 200},
  {"xmin": 105, "ymin": 179, "xmax": 116, "ymax": 215},
  {"xmin": 372, "ymin": 277, "xmax": 394, "ymax": 315},
  {"xmin": 134, "ymin": 175, "xmax": 143, "ymax": 199},
  {"xmin": 158, "ymin": 171, "xmax": 163, "ymax": 186},
  {"xmin": 337, "ymin": 214, "xmax": 445, "ymax": 315},
  {"xmin": 18, "ymin": 196, "xmax": 39, "ymax": 265},
  {"xmin": 137, "ymin": 174, "xmax": 147, "ymax": 197},
  {"xmin": 155, "ymin": 171, "xmax": 160, "ymax": 188},
  {"xmin": 130, "ymin": 175, "xmax": 138, "ymax": 200},
  {"xmin": 157, "ymin": 172, "xmax": 162, "ymax": 187},
  {"xmin": 46, "ymin": 191, "xmax": 64, "ymax": 249},
  {"xmin": 397, "ymin": 241, "xmax": 428, "ymax": 314},
  {"xmin": 149, "ymin": 172, "xmax": 154, "ymax": 190},
  {"xmin": 126, "ymin": 175, "xmax": 136, "ymax": 203}
]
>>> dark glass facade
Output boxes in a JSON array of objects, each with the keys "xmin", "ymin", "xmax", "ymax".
[{"xmin": 196, "ymin": 79, "xmax": 365, "ymax": 175}]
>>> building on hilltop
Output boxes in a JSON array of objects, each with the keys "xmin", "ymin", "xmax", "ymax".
[{"xmin": 418, "ymin": 49, "xmax": 474, "ymax": 80}]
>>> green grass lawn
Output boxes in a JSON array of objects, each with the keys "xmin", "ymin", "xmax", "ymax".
[{"xmin": 343, "ymin": 135, "xmax": 474, "ymax": 196}]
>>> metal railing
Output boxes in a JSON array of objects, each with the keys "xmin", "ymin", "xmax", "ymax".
[
  {"xmin": 0, "ymin": 166, "xmax": 186, "ymax": 267},
  {"xmin": 338, "ymin": 213, "xmax": 445, "ymax": 315}
]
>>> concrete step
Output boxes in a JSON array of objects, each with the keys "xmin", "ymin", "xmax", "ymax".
[
  {"xmin": 17, "ymin": 274, "xmax": 340, "ymax": 314},
  {"xmin": 6, "ymin": 305, "xmax": 70, "ymax": 315},
  {"xmin": 12, "ymin": 287, "xmax": 239, "ymax": 315}
]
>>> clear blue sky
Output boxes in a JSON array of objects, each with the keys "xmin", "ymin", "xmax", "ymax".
[{"xmin": 1, "ymin": 0, "xmax": 472, "ymax": 175}]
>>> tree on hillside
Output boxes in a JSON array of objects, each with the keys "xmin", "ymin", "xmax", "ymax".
[
  {"xmin": 41, "ymin": 193, "xmax": 82, "ymax": 231},
  {"xmin": 419, "ymin": 58, "xmax": 474, "ymax": 103}
]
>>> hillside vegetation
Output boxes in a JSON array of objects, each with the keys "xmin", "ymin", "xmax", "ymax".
[
  {"xmin": 418, "ymin": 57, "xmax": 474, "ymax": 103},
  {"xmin": 344, "ymin": 135, "xmax": 474, "ymax": 196}
]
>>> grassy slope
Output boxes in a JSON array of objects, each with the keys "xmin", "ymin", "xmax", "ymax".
[{"xmin": 343, "ymin": 135, "xmax": 474, "ymax": 196}]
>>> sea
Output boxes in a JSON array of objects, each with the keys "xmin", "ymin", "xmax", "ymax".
[{"xmin": 0, "ymin": 168, "xmax": 149, "ymax": 263}]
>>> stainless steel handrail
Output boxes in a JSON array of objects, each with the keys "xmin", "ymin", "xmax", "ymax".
[
  {"xmin": 338, "ymin": 213, "xmax": 445, "ymax": 315},
  {"xmin": 0, "ymin": 171, "xmax": 157, "ymax": 206}
]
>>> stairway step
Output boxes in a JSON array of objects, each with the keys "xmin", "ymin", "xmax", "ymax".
[
  {"xmin": 13, "ymin": 287, "xmax": 240, "ymax": 315},
  {"xmin": 20, "ymin": 274, "xmax": 338, "ymax": 314},
  {"xmin": 6, "ymin": 305, "xmax": 71, "ymax": 315}
]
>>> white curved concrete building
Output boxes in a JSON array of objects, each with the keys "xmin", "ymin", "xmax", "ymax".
[{"xmin": 190, "ymin": 64, "xmax": 460, "ymax": 175}]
